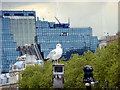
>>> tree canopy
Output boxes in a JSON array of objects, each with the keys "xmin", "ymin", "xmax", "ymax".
[{"xmin": 19, "ymin": 37, "xmax": 120, "ymax": 89}]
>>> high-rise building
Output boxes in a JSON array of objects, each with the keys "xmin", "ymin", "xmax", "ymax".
[
  {"xmin": 1, "ymin": 11, "xmax": 36, "ymax": 47},
  {"xmin": 0, "ymin": 10, "xmax": 37, "ymax": 72},
  {"xmin": 36, "ymin": 18, "xmax": 98, "ymax": 60},
  {"xmin": 0, "ymin": 17, "xmax": 19, "ymax": 72}
]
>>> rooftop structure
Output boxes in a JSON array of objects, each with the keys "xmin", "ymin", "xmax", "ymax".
[{"xmin": 17, "ymin": 43, "xmax": 43, "ymax": 60}]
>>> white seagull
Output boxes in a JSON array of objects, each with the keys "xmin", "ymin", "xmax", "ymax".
[{"xmin": 44, "ymin": 43, "xmax": 63, "ymax": 64}]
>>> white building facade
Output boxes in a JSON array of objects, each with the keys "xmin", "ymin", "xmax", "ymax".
[{"xmin": 0, "ymin": 54, "xmax": 43, "ymax": 89}]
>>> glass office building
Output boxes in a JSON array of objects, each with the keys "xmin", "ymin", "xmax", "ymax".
[
  {"xmin": 36, "ymin": 19, "xmax": 98, "ymax": 60},
  {"xmin": 0, "ymin": 11, "xmax": 36, "ymax": 72},
  {"xmin": 1, "ymin": 11, "xmax": 36, "ymax": 47},
  {"xmin": 0, "ymin": 17, "xmax": 19, "ymax": 72}
]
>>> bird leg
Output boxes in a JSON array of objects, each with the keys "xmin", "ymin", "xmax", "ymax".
[
  {"xmin": 54, "ymin": 60, "xmax": 56, "ymax": 64},
  {"xmin": 57, "ymin": 59, "xmax": 58, "ymax": 64},
  {"xmin": 54, "ymin": 60, "xmax": 57, "ymax": 64}
]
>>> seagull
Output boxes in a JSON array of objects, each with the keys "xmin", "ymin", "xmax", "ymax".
[{"xmin": 43, "ymin": 43, "xmax": 63, "ymax": 64}]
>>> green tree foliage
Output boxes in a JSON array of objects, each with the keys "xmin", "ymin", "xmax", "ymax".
[
  {"xmin": 19, "ymin": 37, "xmax": 119, "ymax": 88},
  {"xmin": 19, "ymin": 61, "xmax": 53, "ymax": 88}
]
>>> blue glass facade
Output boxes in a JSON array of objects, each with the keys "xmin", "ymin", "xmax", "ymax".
[
  {"xmin": 0, "ymin": 11, "xmax": 36, "ymax": 72},
  {"xmin": 1, "ymin": 11, "xmax": 36, "ymax": 47},
  {"xmin": 0, "ymin": 17, "xmax": 19, "ymax": 72},
  {"xmin": 36, "ymin": 20, "xmax": 98, "ymax": 60}
]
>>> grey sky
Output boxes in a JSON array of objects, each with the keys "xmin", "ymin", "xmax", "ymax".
[{"xmin": 1, "ymin": 2, "xmax": 118, "ymax": 38}]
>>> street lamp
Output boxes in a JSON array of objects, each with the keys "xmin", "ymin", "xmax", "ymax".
[{"xmin": 83, "ymin": 65, "xmax": 98, "ymax": 90}]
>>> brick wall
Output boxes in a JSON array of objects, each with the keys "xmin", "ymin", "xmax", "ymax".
[{"xmin": 107, "ymin": 32, "xmax": 120, "ymax": 43}]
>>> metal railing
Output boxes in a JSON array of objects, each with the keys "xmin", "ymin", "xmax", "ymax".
[{"xmin": 34, "ymin": 42, "xmax": 43, "ymax": 60}]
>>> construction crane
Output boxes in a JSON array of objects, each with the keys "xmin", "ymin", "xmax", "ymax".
[{"xmin": 55, "ymin": 17, "xmax": 70, "ymax": 28}]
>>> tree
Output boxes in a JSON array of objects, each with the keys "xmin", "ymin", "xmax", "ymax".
[
  {"xmin": 19, "ymin": 61, "xmax": 53, "ymax": 88},
  {"xmin": 19, "ymin": 37, "xmax": 120, "ymax": 89}
]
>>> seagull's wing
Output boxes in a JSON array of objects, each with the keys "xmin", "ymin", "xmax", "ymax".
[{"xmin": 46, "ymin": 49, "xmax": 56, "ymax": 59}]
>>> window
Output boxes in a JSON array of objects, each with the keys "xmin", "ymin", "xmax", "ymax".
[
  {"xmin": 42, "ymin": 32, "xmax": 47, "ymax": 36},
  {"xmin": 28, "ymin": 13, "xmax": 34, "ymax": 16},
  {"xmin": 4, "ymin": 13, "xmax": 10, "ymax": 16},
  {"xmin": 24, "ymin": 64, "xmax": 25, "ymax": 68},
  {"xmin": 55, "ymin": 67, "xmax": 63, "ymax": 72},
  {"xmin": 6, "ymin": 78, "xmax": 9, "ymax": 83},
  {"xmin": 1, "ymin": 79, "xmax": 3, "ymax": 84},
  {"xmin": 60, "ymin": 32, "xmax": 68, "ymax": 36},
  {"xmin": 14, "ymin": 13, "xmax": 24, "ymax": 16}
]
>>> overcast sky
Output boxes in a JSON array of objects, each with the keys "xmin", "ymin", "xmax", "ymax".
[{"xmin": 1, "ymin": 1, "xmax": 118, "ymax": 38}]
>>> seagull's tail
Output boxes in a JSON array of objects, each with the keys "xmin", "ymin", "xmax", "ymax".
[{"xmin": 43, "ymin": 58, "xmax": 49, "ymax": 61}]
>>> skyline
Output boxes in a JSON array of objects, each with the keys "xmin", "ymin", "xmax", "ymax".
[{"xmin": 1, "ymin": 1, "xmax": 118, "ymax": 38}]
